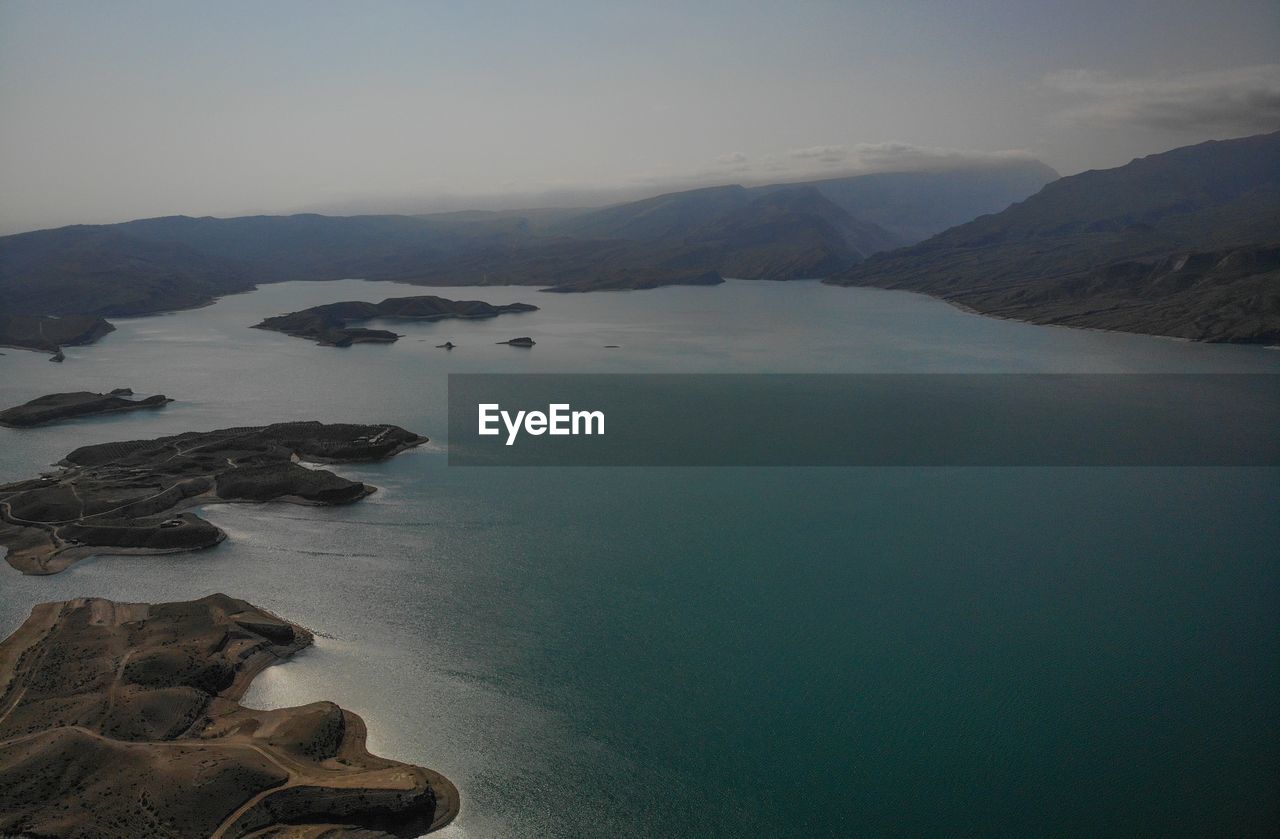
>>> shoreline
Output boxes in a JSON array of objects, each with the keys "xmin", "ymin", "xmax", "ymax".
[
  {"xmin": 942, "ymin": 297, "xmax": 1198, "ymax": 345},
  {"xmin": 824, "ymin": 280, "xmax": 1280, "ymax": 348},
  {"xmin": 8, "ymin": 273, "xmax": 1274, "ymax": 356}
]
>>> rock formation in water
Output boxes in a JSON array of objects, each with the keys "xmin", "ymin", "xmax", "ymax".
[
  {"xmin": 0, "ymin": 421, "xmax": 426, "ymax": 575},
  {"xmin": 497, "ymin": 337, "xmax": 535, "ymax": 346},
  {"xmin": 0, "ymin": 389, "xmax": 172, "ymax": 428},
  {"xmin": 253, "ymin": 295, "xmax": 538, "ymax": 346},
  {"xmin": 0, "ymin": 594, "xmax": 458, "ymax": 837}
]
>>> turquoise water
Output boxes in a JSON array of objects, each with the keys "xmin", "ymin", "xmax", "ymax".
[{"xmin": 1, "ymin": 280, "xmax": 1277, "ymax": 837}]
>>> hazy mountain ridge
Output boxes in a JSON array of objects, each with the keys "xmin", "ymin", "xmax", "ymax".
[
  {"xmin": 790, "ymin": 159, "xmax": 1060, "ymax": 243},
  {"xmin": 830, "ymin": 132, "xmax": 1280, "ymax": 343},
  {"xmin": 556, "ymin": 162, "xmax": 1058, "ymax": 252},
  {"xmin": 0, "ymin": 160, "xmax": 1057, "ymax": 327},
  {"xmin": 383, "ymin": 187, "xmax": 887, "ymax": 291},
  {"xmin": 0, "ymin": 226, "xmax": 252, "ymax": 318},
  {"xmin": 113, "ymin": 212, "xmax": 542, "ymax": 282}
]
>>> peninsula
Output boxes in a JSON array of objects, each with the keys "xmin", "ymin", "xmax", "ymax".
[
  {"xmin": 0, "ymin": 389, "xmax": 171, "ymax": 428},
  {"xmin": 253, "ymin": 295, "xmax": 539, "ymax": 346},
  {"xmin": 0, "ymin": 421, "xmax": 426, "ymax": 575},
  {"xmin": 0, "ymin": 594, "xmax": 458, "ymax": 837},
  {"xmin": 0, "ymin": 313, "xmax": 115, "ymax": 354}
]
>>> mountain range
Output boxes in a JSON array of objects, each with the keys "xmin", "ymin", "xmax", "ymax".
[
  {"xmin": 0, "ymin": 160, "xmax": 1055, "ymax": 342},
  {"xmin": 830, "ymin": 131, "xmax": 1280, "ymax": 343}
]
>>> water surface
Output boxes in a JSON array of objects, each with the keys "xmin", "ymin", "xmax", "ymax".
[{"xmin": 2, "ymin": 280, "xmax": 1277, "ymax": 837}]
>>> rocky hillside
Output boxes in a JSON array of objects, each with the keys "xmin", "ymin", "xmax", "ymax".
[{"xmin": 831, "ymin": 132, "xmax": 1280, "ymax": 343}]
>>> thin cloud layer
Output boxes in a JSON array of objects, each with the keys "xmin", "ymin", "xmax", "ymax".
[
  {"xmin": 1045, "ymin": 65, "xmax": 1280, "ymax": 133},
  {"xmin": 659, "ymin": 142, "xmax": 1040, "ymax": 187},
  {"xmin": 295, "ymin": 142, "xmax": 1045, "ymax": 218}
]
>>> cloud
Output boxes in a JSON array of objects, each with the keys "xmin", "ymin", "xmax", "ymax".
[
  {"xmin": 790, "ymin": 142, "xmax": 1035, "ymax": 172},
  {"xmin": 649, "ymin": 142, "xmax": 1039, "ymax": 188},
  {"xmin": 787, "ymin": 145, "xmax": 853, "ymax": 164},
  {"xmin": 1044, "ymin": 64, "xmax": 1280, "ymax": 133},
  {"xmin": 298, "ymin": 142, "xmax": 1045, "ymax": 217}
]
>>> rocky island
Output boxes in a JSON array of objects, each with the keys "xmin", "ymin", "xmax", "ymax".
[
  {"xmin": 0, "ymin": 594, "xmax": 458, "ymax": 837},
  {"xmin": 0, "ymin": 421, "xmax": 426, "ymax": 575},
  {"xmin": 0, "ymin": 389, "xmax": 172, "ymax": 428},
  {"xmin": 253, "ymin": 295, "xmax": 539, "ymax": 346}
]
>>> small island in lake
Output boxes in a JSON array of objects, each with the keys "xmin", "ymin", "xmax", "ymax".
[
  {"xmin": 0, "ymin": 421, "xmax": 426, "ymax": 575},
  {"xmin": 0, "ymin": 594, "xmax": 458, "ymax": 837},
  {"xmin": 253, "ymin": 295, "xmax": 539, "ymax": 346},
  {"xmin": 497, "ymin": 336, "xmax": 535, "ymax": 346},
  {"xmin": 0, "ymin": 389, "xmax": 172, "ymax": 428}
]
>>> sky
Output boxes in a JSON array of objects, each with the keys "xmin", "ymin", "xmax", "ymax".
[{"xmin": 1, "ymin": 0, "xmax": 1277, "ymax": 233}]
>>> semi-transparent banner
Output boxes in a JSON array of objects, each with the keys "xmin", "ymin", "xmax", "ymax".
[{"xmin": 447, "ymin": 374, "xmax": 1279, "ymax": 466}]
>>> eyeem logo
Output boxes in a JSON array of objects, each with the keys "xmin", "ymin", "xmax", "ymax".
[{"xmin": 478, "ymin": 403, "xmax": 605, "ymax": 446}]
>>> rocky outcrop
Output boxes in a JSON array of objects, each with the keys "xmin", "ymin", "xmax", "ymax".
[{"xmin": 0, "ymin": 594, "xmax": 458, "ymax": 838}]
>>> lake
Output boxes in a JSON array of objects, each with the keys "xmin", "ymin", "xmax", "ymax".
[{"xmin": 2, "ymin": 279, "xmax": 1277, "ymax": 837}]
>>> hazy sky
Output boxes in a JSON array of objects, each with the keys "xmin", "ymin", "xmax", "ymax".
[{"xmin": 1, "ymin": 0, "xmax": 1277, "ymax": 232}]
